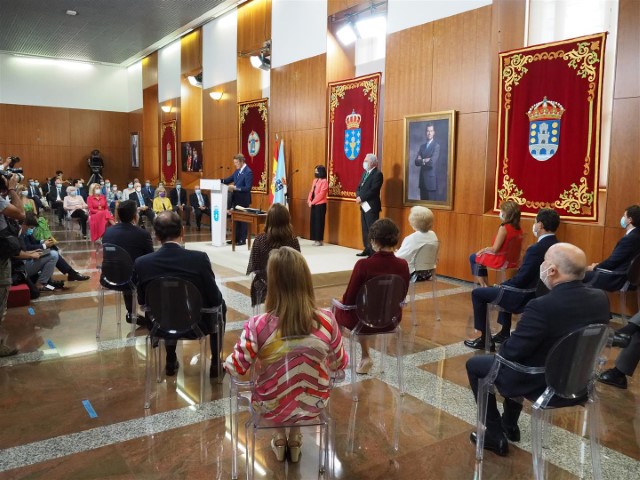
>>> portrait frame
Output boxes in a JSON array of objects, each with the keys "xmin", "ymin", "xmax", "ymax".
[
  {"xmin": 403, "ymin": 110, "xmax": 456, "ymax": 210},
  {"xmin": 130, "ymin": 132, "xmax": 140, "ymax": 169},
  {"xmin": 181, "ymin": 141, "xmax": 203, "ymax": 173}
]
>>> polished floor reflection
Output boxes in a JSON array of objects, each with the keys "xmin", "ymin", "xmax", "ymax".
[{"xmin": 1, "ymin": 216, "xmax": 639, "ymax": 479}]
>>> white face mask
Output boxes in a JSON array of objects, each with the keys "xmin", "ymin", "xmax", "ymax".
[
  {"xmin": 532, "ymin": 222, "xmax": 538, "ymax": 238},
  {"xmin": 135, "ymin": 187, "xmax": 141, "ymax": 192},
  {"xmin": 128, "ymin": 184, "xmax": 133, "ymax": 189},
  {"xmin": 70, "ymin": 191, "xmax": 77, "ymax": 197},
  {"xmin": 94, "ymin": 189, "xmax": 102, "ymax": 195},
  {"xmin": 539, "ymin": 263, "xmax": 552, "ymax": 289},
  {"xmin": 499, "ymin": 212, "xmax": 505, "ymax": 221},
  {"xmin": 195, "ymin": 189, "xmax": 201, "ymax": 194},
  {"xmin": 362, "ymin": 161, "xmax": 369, "ymax": 171},
  {"xmin": 620, "ymin": 215, "xmax": 628, "ymax": 229}
]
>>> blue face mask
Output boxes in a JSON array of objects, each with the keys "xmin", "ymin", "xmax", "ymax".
[
  {"xmin": 26, "ymin": 228, "xmax": 34, "ymax": 236},
  {"xmin": 621, "ymin": 215, "xmax": 628, "ymax": 229}
]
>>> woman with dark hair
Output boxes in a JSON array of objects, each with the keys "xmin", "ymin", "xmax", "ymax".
[
  {"xmin": 246, "ymin": 203, "xmax": 301, "ymax": 306},
  {"xmin": 335, "ymin": 218, "xmax": 410, "ymax": 374},
  {"xmin": 307, "ymin": 165, "xmax": 328, "ymax": 246}
]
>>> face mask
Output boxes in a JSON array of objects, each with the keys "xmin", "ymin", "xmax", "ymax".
[
  {"xmin": 540, "ymin": 264, "xmax": 552, "ymax": 289},
  {"xmin": 105, "ymin": 183, "xmax": 110, "ymax": 187},
  {"xmin": 128, "ymin": 184, "xmax": 133, "ymax": 189},
  {"xmin": 158, "ymin": 184, "xmax": 164, "ymax": 188},
  {"xmin": 176, "ymin": 184, "xmax": 181, "ymax": 189},
  {"xmin": 30, "ymin": 181, "xmax": 35, "ymax": 186},
  {"xmin": 159, "ymin": 192, "xmax": 166, "ymax": 198},
  {"xmin": 620, "ymin": 215, "xmax": 628, "ymax": 229},
  {"xmin": 70, "ymin": 191, "xmax": 77, "ymax": 196},
  {"xmin": 362, "ymin": 161, "xmax": 369, "ymax": 171},
  {"xmin": 112, "ymin": 187, "xmax": 118, "ymax": 192},
  {"xmin": 499, "ymin": 212, "xmax": 505, "ymax": 221},
  {"xmin": 20, "ymin": 191, "xmax": 28, "ymax": 196},
  {"xmin": 35, "ymin": 182, "xmax": 39, "ymax": 186},
  {"xmin": 195, "ymin": 189, "xmax": 201, "ymax": 194},
  {"xmin": 26, "ymin": 228, "xmax": 34, "ymax": 236},
  {"xmin": 135, "ymin": 187, "xmax": 141, "ymax": 192},
  {"xmin": 532, "ymin": 222, "xmax": 538, "ymax": 238},
  {"xmin": 56, "ymin": 183, "xmax": 62, "ymax": 188},
  {"xmin": 94, "ymin": 189, "xmax": 102, "ymax": 195}
]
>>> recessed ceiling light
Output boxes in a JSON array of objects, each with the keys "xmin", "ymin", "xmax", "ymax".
[{"xmin": 66, "ymin": 10, "xmax": 78, "ymax": 16}]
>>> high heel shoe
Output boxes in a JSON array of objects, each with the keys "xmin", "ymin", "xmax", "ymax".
[
  {"xmin": 271, "ymin": 433, "xmax": 287, "ymax": 462},
  {"xmin": 356, "ymin": 357, "xmax": 373, "ymax": 374},
  {"xmin": 287, "ymin": 433, "xmax": 303, "ymax": 463}
]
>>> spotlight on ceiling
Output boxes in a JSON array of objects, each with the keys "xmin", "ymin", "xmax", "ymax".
[
  {"xmin": 336, "ymin": 23, "xmax": 357, "ymax": 45},
  {"xmin": 249, "ymin": 53, "xmax": 270, "ymax": 71},
  {"xmin": 66, "ymin": 10, "xmax": 78, "ymax": 16},
  {"xmin": 187, "ymin": 72, "xmax": 203, "ymax": 87},
  {"xmin": 355, "ymin": 15, "xmax": 386, "ymax": 39}
]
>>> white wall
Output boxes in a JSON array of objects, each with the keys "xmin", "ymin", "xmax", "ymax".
[
  {"xmin": 203, "ymin": 9, "xmax": 238, "ymax": 89},
  {"xmin": 158, "ymin": 40, "xmax": 181, "ymax": 103},
  {"xmin": 0, "ymin": 53, "xmax": 130, "ymax": 112},
  {"xmin": 272, "ymin": 0, "xmax": 327, "ymax": 68},
  {"xmin": 387, "ymin": 0, "xmax": 492, "ymax": 34},
  {"xmin": 127, "ymin": 61, "xmax": 143, "ymax": 111}
]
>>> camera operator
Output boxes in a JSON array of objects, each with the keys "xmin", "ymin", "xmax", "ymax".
[{"xmin": 0, "ymin": 171, "xmax": 25, "ymax": 357}]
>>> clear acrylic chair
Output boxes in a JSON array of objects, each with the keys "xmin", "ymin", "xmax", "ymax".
[
  {"xmin": 408, "ymin": 241, "xmax": 440, "ymax": 325},
  {"xmin": 249, "ymin": 270, "xmax": 267, "ymax": 316},
  {"xmin": 143, "ymin": 276, "xmax": 225, "ymax": 409},
  {"xmin": 474, "ymin": 233, "xmax": 524, "ymax": 286},
  {"xmin": 587, "ymin": 254, "xmax": 640, "ymax": 323},
  {"xmin": 484, "ymin": 284, "xmax": 538, "ymax": 352},
  {"xmin": 96, "ymin": 243, "xmax": 137, "ymax": 339},
  {"xmin": 332, "ymin": 274, "xmax": 407, "ymax": 402},
  {"xmin": 234, "ymin": 335, "xmax": 338, "ymax": 480},
  {"xmin": 475, "ymin": 323, "xmax": 612, "ymax": 480}
]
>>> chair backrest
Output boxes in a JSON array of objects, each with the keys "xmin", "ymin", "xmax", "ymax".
[
  {"xmin": 412, "ymin": 241, "xmax": 439, "ymax": 272},
  {"xmin": 355, "ymin": 274, "xmax": 407, "ymax": 330},
  {"xmin": 544, "ymin": 323, "xmax": 610, "ymax": 399},
  {"xmin": 101, "ymin": 243, "xmax": 134, "ymax": 287},
  {"xmin": 145, "ymin": 276, "xmax": 204, "ymax": 336},
  {"xmin": 502, "ymin": 233, "xmax": 524, "ymax": 268},
  {"xmin": 627, "ymin": 254, "xmax": 640, "ymax": 286}
]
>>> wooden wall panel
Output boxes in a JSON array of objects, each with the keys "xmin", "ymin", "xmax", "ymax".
[
  {"xmin": 614, "ymin": 0, "xmax": 640, "ymax": 99},
  {"xmin": 69, "ymin": 110, "xmax": 100, "ymax": 147},
  {"xmin": 454, "ymin": 112, "xmax": 489, "ymax": 215},
  {"xmin": 327, "ymin": 0, "xmax": 364, "ymax": 17},
  {"xmin": 237, "ymin": 0, "xmax": 271, "ymax": 53},
  {"xmin": 180, "ymin": 78, "xmax": 203, "ymax": 142},
  {"xmin": 142, "ymin": 52, "xmax": 158, "ymax": 90},
  {"xmin": 181, "ymin": 29, "xmax": 202, "ymax": 75},
  {"xmin": 380, "ymin": 120, "xmax": 404, "ymax": 209},
  {"xmin": 326, "ymin": 30, "xmax": 355, "ymax": 83},
  {"xmin": 142, "ymin": 85, "xmax": 159, "ymax": 182}
]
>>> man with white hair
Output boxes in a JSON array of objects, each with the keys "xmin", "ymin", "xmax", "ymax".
[{"xmin": 355, "ymin": 153, "xmax": 383, "ymax": 257}]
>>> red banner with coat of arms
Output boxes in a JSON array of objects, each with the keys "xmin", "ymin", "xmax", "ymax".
[
  {"xmin": 160, "ymin": 120, "xmax": 177, "ymax": 186},
  {"xmin": 239, "ymin": 98, "xmax": 268, "ymax": 194},
  {"xmin": 327, "ymin": 73, "xmax": 381, "ymax": 200},
  {"xmin": 494, "ymin": 33, "xmax": 606, "ymax": 221}
]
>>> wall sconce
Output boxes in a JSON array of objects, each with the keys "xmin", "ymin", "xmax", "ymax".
[
  {"xmin": 161, "ymin": 105, "xmax": 172, "ymax": 113},
  {"xmin": 209, "ymin": 91, "xmax": 224, "ymax": 101}
]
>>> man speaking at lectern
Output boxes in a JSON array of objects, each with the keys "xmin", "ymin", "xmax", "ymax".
[{"xmin": 222, "ymin": 154, "xmax": 253, "ymax": 245}]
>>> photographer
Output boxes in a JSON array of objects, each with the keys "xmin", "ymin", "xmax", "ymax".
[{"xmin": 0, "ymin": 171, "xmax": 25, "ymax": 357}]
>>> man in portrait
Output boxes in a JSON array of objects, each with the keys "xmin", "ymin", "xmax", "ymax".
[{"xmin": 414, "ymin": 122, "xmax": 440, "ymax": 201}]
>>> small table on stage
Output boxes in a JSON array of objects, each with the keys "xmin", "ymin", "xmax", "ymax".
[{"xmin": 230, "ymin": 209, "xmax": 267, "ymax": 252}]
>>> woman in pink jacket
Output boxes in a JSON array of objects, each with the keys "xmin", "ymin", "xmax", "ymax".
[{"xmin": 307, "ymin": 165, "xmax": 328, "ymax": 246}]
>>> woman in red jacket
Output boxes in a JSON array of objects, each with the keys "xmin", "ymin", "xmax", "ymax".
[{"xmin": 307, "ymin": 165, "xmax": 328, "ymax": 246}]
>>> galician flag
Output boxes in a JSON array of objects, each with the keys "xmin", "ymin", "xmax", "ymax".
[
  {"xmin": 269, "ymin": 135, "xmax": 280, "ymax": 204},
  {"xmin": 272, "ymin": 139, "xmax": 287, "ymax": 205}
]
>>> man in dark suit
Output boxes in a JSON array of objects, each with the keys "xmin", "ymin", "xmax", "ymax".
[
  {"xmin": 414, "ymin": 122, "xmax": 440, "ymax": 201},
  {"xmin": 222, "ymin": 153, "xmax": 253, "ymax": 245},
  {"xmin": 47, "ymin": 177, "xmax": 67, "ymax": 224},
  {"xmin": 189, "ymin": 184, "xmax": 211, "ymax": 231},
  {"xmin": 598, "ymin": 310, "xmax": 640, "ymax": 389},
  {"xmin": 26, "ymin": 179, "xmax": 43, "ymax": 214},
  {"xmin": 134, "ymin": 211, "xmax": 226, "ymax": 377},
  {"xmin": 355, "ymin": 153, "xmax": 383, "ymax": 257},
  {"xmin": 143, "ymin": 180, "xmax": 155, "ymax": 199},
  {"xmin": 128, "ymin": 181, "xmax": 155, "ymax": 227},
  {"xmin": 169, "ymin": 180, "xmax": 191, "ymax": 227},
  {"xmin": 584, "ymin": 204, "xmax": 640, "ymax": 291},
  {"xmin": 73, "ymin": 179, "xmax": 88, "ymax": 201},
  {"xmin": 464, "ymin": 208, "xmax": 560, "ymax": 350},
  {"xmin": 466, "ymin": 243, "xmax": 610, "ymax": 456},
  {"xmin": 102, "ymin": 200, "xmax": 154, "ymax": 324}
]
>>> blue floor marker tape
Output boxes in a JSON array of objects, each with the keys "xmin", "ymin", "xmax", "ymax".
[
  {"xmin": 27, "ymin": 307, "xmax": 35, "ymax": 316},
  {"xmin": 46, "ymin": 340, "xmax": 55, "ymax": 349},
  {"xmin": 82, "ymin": 400, "xmax": 98, "ymax": 418}
]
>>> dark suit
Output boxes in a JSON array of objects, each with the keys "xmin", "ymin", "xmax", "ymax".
[
  {"xmin": 355, "ymin": 167, "xmax": 383, "ymax": 255},
  {"xmin": 169, "ymin": 187, "xmax": 191, "ymax": 225},
  {"xmin": 222, "ymin": 165, "xmax": 253, "ymax": 243},
  {"xmin": 27, "ymin": 185, "xmax": 43, "ymax": 213},
  {"xmin": 102, "ymin": 222, "xmax": 154, "ymax": 314},
  {"xmin": 47, "ymin": 185, "xmax": 67, "ymax": 222},
  {"xmin": 467, "ymin": 281, "xmax": 609, "ymax": 434},
  {"xmin": 129, "ymin": 190, "xmax": 155, "ymax": 225},
  {"xmin": 189, "ymin": 191, "xmax": 211, "ymax": 228},
  {"xmin": 472, "ymin": 234, "xmax": 558, "ymax": 332},
  {"xmin": 414, "ymin": 139, "xmax": 441, "ymax": 200},
  {"xmin": 134, "ymin": 243, "xmax": 226, "ymax": 356},
  {"xmin": 584, "ymin": 228, "xmax": 640, "ymax": 291},
  {"xmin": 144, "ymin": 186, "xmax": 155, "ymax": 199}
]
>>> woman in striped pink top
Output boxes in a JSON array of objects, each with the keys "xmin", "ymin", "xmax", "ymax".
[{"xmin": 225, "ymin": 246, "xmax": 348, "ymax": 463}]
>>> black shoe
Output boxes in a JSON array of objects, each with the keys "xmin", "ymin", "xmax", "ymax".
[
  {"xmin": 356, "ymin": 251, "xmax": 368, "ymax": 257},
  {"xmin": 68, "ymin": 271, "xmax": 90, "ymax": 281},
  {"xmin": 501, "ymin": 420, "xmax": 520, "ymax": 442},
  {"xmin": 125, "ymin": 313, "xmax": 148, "ymax": 327},
  {"xmin": 491, "ymin": 331, "xmax": 510, "ymax": 344},
  {"xmin": 598, "ymin": 368, "xmax": 628, "ymax": 389},
  {"xmin": 165, "ymin": 359, "xmax": 180, "ymax": 376},
  {"xmin": 612, "ymin": 333, "xmax": 631, "ymax": 349},
  {"xmin": 464, "ymin": 336, "xmax": 495, "ymax": 351},
  {"xmin": 469, "ymin": 431, "xmax": 509, "ymax": 456},
  {"xmin": 210, "ymin": 361, "xmax": 225, "ymax": 379},
  {"xmin": 236, "ymin": 240, "xmax": 246, "ymax": 246},
  {"xmin": 48, "ymin": 280, "xmax": 65, "ymax": 289},
  {"xmin": 226, "ymin": 240, "xmax": 232, "ymax": 245}
]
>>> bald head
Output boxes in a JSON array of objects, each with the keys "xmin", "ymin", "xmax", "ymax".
[{"xmin": 543, "ymin": 243, "xmax": 587, "ymax": 286}]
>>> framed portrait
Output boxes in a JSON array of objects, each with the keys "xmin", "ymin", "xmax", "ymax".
[
  {"xmin": 130, "ymin": 132, "xmax": 140, "ymax": 169},
  {"xmin": 403, "ymin": 111, "xmax": 456, "ymax": 209},
  {"xmin": 181, "ymin": 141, "xmax": 203, "ymax": 173}
]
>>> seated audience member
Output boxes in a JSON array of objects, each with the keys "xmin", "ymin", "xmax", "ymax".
[
  {"xmin": 102, "ymin": 179, "xmax": 111, "ymax": 196},
  {"xmin": 88, "ymin": 183, "xmax": 115, "ymax": 242},
  {"xmin": 189, "ymin": 184, "xmax": 211, "ymax": 231},
  {"xmin": 106, "ymin": 184, "xmax": 120, "ymax": 215},
  {"xmin": 41, "ymin": 178, "xmax": 51, "ymax": 198},
  {"xmin": 395, "ymin": 205, "xmax": 438, "ymax": 276},
  {"xmin": 134, "ymin": 211, "xmax": 226, "ymax": 377},
  {"xmin": 122, "ymin": 181, "xmax": 135, "ymax": 200},
  {"xmin": 225, "ymin": 246, "xmax": 348, "ymax": 462},
  {"xmin": 464, "ymin": 208, "xmax": 560, "ymax": 350},
  {"xmin": 335, "ymin": 218, "xmax": 410, "ymax": 374},
  {"xmin": 34, "ymin": 179, "xmax": 49, "ymax": 210},
  {"xmin": 74, "ymin": 179, "xmax": 88, "ymax": 201},
  {"xmin": 144, "ymin": 180, "xmax": 155, "ymax": 199},
  {"xmin": 26, "ymin": 179, "xmax": 43, "ymax": 214},
  {"xmin": 470, "ymin": 201, "xmax": 522, "ymax": 287},
  {"xmin": 598, "ymin": 310, "xmax": 640, "ymax": 389},
  {"xmin": 47, "ymin": 176, "xmax": 67, "ymax": 225},
  {"xmin": 247, "ymin": 203, "xmax": 301, "ymax": 307},
  {"xmin": 62, "ymin": 185, "xmax": 89, "ymax": 239},
  {"xmin": 129, "ymin": 181, "xmax": 155, "ymax": 227},
  {"xmin": 101, "ymin": 200, "xmax": 154, "ymax": 325},
  {"xmin": 13, "ymin": 231, "xmax": 60, "ymax": 293},
  {"xmin": 19, "ymin": 187, "xmax": 37, "ymax": 214},
  {"xmin": 152, "ymin": 186, "xmax": 173, "ymax": 214},
  {"xmin": 169, "ymin": 181, "xmax": 191, "ymax": 226},
  {"xmin": 466, "ymin": 243, "xmax": 610, "ymax": 456},
  {"xmin": 22, "ymin": 213, "xmax": 89, "ymax": 282},
  {"xmin": 584, "ymin": 205, "xmax": 640, "ymax": 290}
]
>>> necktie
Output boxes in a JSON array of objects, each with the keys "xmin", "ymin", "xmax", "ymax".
[
  {"xmin": 198, "ymin": 193, "xmax": 203, "ymax": 206},
  {"xmin": 56, "ymin": 187, "xmax": 61, "ymax": 201},
  {"xmin": 138, "ymin": 193, "xmax": 143, "ymax": 205}
]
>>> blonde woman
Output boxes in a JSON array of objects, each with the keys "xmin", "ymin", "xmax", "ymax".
[
  {"xmin": 152, "ymin": 186, "xmax": 172, "ymax": 213},
  {"xmin": 396, "ymin": 206, "xmax": 438, "ymax": 275},
  {"xmin": 225, "ymin": 247, "xmax": 348, "ymax": 463},
  {"xmin": 87, "ymin": 183, "xmax": 114, "ymax": 242}
]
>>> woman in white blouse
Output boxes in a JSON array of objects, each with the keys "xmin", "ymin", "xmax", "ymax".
[{"xmin": 395, "ymin": 206, "xmax": 438, "ymax": 274}]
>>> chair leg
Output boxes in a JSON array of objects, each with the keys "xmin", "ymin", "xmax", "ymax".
[
  {"xmin": 409, "ymin": 281, "xmax": 417, "ymax": 326},
  {"xmin": 485, "ymin": 305, "xmax": 494, "ymax": 353},
  {"xmin": 396, "ymin": 328, "xmax": 404, "ymax": 397},
  {"xmin": 144, "ymin": 335, "xmax": 153, "ymax": 409},
  {"xmin": 475, "ymin": 379, "xmax": 490, "ymax": 462},
  {"xmin": 380, "ymin": 335, "xmax": 387, "ymax": 375},
  {"xmin": 245, "ymin": 420, "xmax": 256, "ymax": 480},
  {"xmin": 586, "ymin": 398, "xmax": 604, "ymax": 480},
  {"xmin": 199, "ymin": 337, "xmax": 207, "ymax": 406},
  {"xmin": 231, "ymin": 382, "xmax": 239, "ymax": 479},
  {"xmin": 531, "ymin": 406, "xmax": 547, "ymax": 480},
  {"xmin": 129, "ymin": 286, "xmax": 138, "ymax": 337},
  {"xmin": 115, "ymin": 291, "xmax": 122, "ymax": 328},
  {"xmin": 96, "ymin": 288, "xmax": 105, "ymax": 338},
  {"xmin": 432, "ymin": 274, "xmax": 441, "ymax": 321},
  {"xmin": 619, "ymin": 290, "xmax": 628, "ymax": 324},
  {"xmin": 346, "ymin": 400, "xmax": 358, "ymax": 453},
  {"xmin": 216, "ymin": 315, "xmax": 224, "ymax": 384},
  {"xmin": 351, "ymin": 333, "xmax": 358, "ymax": 402},
  {"xmin": 156, "ymin": 339, "xmax": 162, "ymax": 383}
]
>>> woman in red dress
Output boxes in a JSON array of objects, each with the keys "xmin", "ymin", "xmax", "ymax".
[
  {"xmin": 87, "ymin": 183, "xmax": 115, "ymax": 242},
  {"xmin": 469, "ymin": 200, "xmax": 522, "ymax": 287}
]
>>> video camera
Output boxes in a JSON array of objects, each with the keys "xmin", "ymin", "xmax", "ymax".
[{"xmin": 0, "ymin": 156, "xmax": 24, "ymax": 184}]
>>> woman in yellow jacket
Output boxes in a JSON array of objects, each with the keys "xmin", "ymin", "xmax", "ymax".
[{"xmin": 152, "ymin": 186, "xmax": 173, "ymax": 214}]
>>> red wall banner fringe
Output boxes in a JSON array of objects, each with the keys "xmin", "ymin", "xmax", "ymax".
[{"xmin": 239, "ymin": 98, "xmax": 268, "ymax": 194}]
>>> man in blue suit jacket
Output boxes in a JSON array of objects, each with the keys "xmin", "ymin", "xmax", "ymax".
[
  {"xmin": 466, "ymin": 243, "xmax": 610, "ymax": 456},
  {"xmin": 414, "ymin": 122, "xmax": 440, "ymax": 201},
  {"xmin": 464, "ymin": 208, "xmax": 560, "ymax": 350},
  {"xmin": 584, "ymin": 204, "xmax": 640, "ymax": 291},
  {"xmin": 222, "ymin": 153, "xmax": 253, "ymax": 245}
]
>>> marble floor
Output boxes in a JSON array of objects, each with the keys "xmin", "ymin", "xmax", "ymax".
[{"xmin": 1, "ymin": 215, "xmax": 639, "ymax": 479}]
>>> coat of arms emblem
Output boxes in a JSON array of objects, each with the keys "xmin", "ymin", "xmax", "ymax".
[
  {"xmin": 343, "ymin": 110, "xmax": 362, "ymax": 160},
  {"xmin": 527, "ymin": 97, "xmax": 565, "ymax": 162}
]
